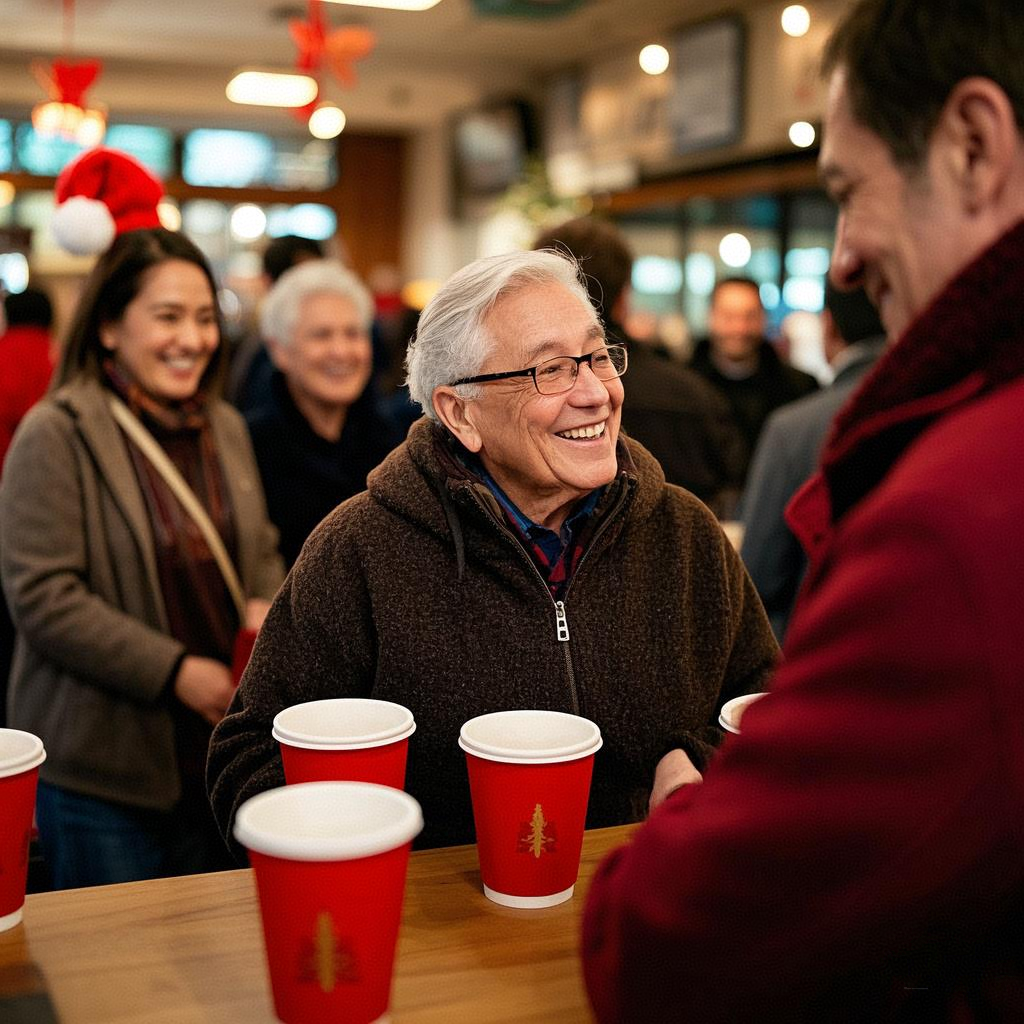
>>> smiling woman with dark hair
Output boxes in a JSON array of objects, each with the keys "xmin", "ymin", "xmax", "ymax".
[
  {"xmin": 0, "ymin": 227, "xmax": 284, "ymax": 889},
  {"xmin": 209, "ymin": 248, "xmax": 777, "ymax": 854}
]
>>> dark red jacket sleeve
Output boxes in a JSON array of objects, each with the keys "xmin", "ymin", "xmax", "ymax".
[{"xmin": 582, "ymin": 481, "xmax": 1024, "ymax": 1022}]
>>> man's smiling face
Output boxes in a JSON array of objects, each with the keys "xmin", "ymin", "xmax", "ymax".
[
  {"xmin": 463, "ymin": 278, "xmax": 623, "ymax": 529},
  {"xmin": 820, "ymin": 66, "xmax": 966, "ymax": 340}
]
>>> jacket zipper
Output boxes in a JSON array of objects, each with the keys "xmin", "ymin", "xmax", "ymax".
[{"xmin": 467, "ymin": 480, "xmax": 632, "ymax": 718}]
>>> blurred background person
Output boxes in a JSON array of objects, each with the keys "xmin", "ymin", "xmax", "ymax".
[
  {"xmin": 689, "ymin": 277, "xmax": 819, "ymax": 481},
  {"xmin": 534, "ymin": 217, "xmax": 746, "ymax": 518},
  {"xmin": 740, "ymin": 281, "xmax": 885, "ymax": 640},
  {"xmin": 246, "ymin": 260, "xmax": 402, "ymax": 568},
  {"xmin": 225, "ymin": 234, "xmax": 325, "ymax": 415},
  {"xmin": 0, "ymin": 225, "xmax": 284, "ymax": 888},
  {"xmin": 0, "ymin": 285, "xmax": 57, "ymax": 726}
]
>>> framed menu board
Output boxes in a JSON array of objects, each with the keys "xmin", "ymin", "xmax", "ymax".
[{"xmin": 669, "ymin": 15, "xmax": 745, "ymax": 156}]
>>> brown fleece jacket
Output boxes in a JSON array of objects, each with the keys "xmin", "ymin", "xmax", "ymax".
[{"xmin": 208, "ymin": 419, "xmax": 778, "ymax": 852}]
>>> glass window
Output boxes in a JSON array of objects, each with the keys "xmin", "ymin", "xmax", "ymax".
[
  {"xmin": 104, "ymin": 125, "xmax": 175, "ymax": 179},
  {"xmin": 15, "ymin": 125, "xmax": 84, "ymax": 177},
  {"xmin": 0, "ymin": 120, "xmax": 12, "ymax": 172},
  {"xmin": 183, "ymin": 131, "xmax": 337, "ymax": 190}
]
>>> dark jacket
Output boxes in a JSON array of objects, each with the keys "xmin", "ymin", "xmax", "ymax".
[
  {"xmin": 689, "ymin": 336, "xmax": 819, "ymax": 479},
  {"xmin": 609, "ymin": 321, "xmax": 746, "ymax": 518},
  {"xmin": 584, "ymin": 220, "xmax": 1024, "ymax": 1023},
  {"xmin": 0, "ymin": 377, "xmax": 284, "ymax": 810},
  {"xmin": 740, "ymin": 336, "xmax": 886, "ymax": 639},
  {"xmin": 208, "ymin": 419, "xmax": 778, "ymax": 852},
  {"xmin": 246, "ymin": 371, "xmax": 403, "ymax": 567}
]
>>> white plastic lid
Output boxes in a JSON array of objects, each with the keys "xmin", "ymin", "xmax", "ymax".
[
  {"xmin": 459, "ymin": 709, "xmax": 602, "ymax": 764},
  {"xmin": 272, "ymin": 698, "xmax": 415, "ymax": 751},
  {"xmin": 0, "ymin": 729, "xmax": 46, "ymax": 780},
  {"xmin": 718, "ymin": 692, "xmax": 767, "ymax": 735},
  {"xmin": 234, "ymin": 781, "xmax": 423, "ymax": 862}
]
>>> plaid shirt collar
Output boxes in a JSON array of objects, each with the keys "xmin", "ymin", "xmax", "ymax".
[{"xmin": 462, "ymin": 453, "xmax": 604, "ymax": 599}]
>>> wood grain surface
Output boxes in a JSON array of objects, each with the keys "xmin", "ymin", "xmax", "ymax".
[{"xmin": 0, "ymin": 825, "xmax": 636, "ymax": 1022}]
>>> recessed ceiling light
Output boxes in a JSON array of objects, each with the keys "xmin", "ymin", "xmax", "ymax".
[
  {"xmin": 638, "ymin": 44, "xmax": 670, "ymax": 76},
  {"xmin": 226, "ymin": 71, "xmax": 319, "ymax": 107},
  {"xmin": 781, "ymin": 5, "xmax": 811, "ymax": 37}
]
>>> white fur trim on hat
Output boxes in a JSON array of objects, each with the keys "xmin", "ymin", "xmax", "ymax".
[{"xmin": 51, "ymin": 195, "xmax": 117, "ymax": 256}]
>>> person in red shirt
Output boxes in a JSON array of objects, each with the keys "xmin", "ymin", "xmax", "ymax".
[
  {"xmin": 583, "ymin": 1, "xmax": 1024, "ymax": 1020},
  {"xmin": 0, "ymin": 286, "xmax": 54, "ymax": 725},
  {"xmin": 0, "ymin": 287, "xmax": 55, "ymax": 476}
]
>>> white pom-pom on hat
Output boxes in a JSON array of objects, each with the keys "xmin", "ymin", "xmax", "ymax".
[
  {"xmin": 51, "ymin": 147, "xmax": 165, "ymax": 256},
  {"xmin": 51, "ymin": 195, "xmax": 116, "ymax": 256}
]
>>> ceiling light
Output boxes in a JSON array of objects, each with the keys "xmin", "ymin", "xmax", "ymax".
[
  {"xmin": 322, "ymin": 0, "xmax": 442, "ymax": 9},
  {"xmin": 719, "ymin": 233, "xmax": 752, "ymax": 269},
  {"xmin": 230, "ymin": 204, "xmax": 268, "ymax": 241},
  {"xmin": 789, "ymin": 121, "xmax": 816, "ymax": 148},
  {"xmin": 781, "ymin": 5, "xmax": 811, "ymax": 37},
  {"xmin": 308, "ymin": 102, "xmax": 347, "ymax": 140},
  {"xmin": 157, "ymin": 200, "xmax": 182, "ymax": 232},
  {"xmin": 226, "ymin": 71, "xmax": 319, "ymax": 108},
  {"xmin": 638, "ymin": 44, "xmax": 670, "ymax": 76}
]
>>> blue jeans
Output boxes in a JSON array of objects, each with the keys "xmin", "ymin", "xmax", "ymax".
[{"xmin": 35, "ymin": 781, "xmax": 236, "ymax": 890}]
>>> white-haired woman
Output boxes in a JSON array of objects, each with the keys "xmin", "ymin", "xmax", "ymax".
[
  {"xmin": 246, "ymin": 259, "xmax": 402, "ymax": 567},
  {"xmin": 210, "ymin": 249, "xmax": 777, "ymax": 852}
]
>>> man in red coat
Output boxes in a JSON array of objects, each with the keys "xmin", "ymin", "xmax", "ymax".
[{"xmin": 583, "ymin": 2, "xmax": 1024, "ymax": 1020}]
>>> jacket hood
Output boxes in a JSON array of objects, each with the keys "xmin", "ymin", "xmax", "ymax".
[{"xmin": 367, "ymin": 417, "xmax": 667, "ymax": 546}]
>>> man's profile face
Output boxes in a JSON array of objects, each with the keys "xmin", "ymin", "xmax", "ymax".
[
  {"xmin": 707, "ymin": 282, "xmax": 765, "ymax": 364},
  {"xmin": 819, "ymin": 67, "xmax": 965, "ymax": 340}
]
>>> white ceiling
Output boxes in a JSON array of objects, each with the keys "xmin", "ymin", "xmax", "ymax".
[{"xmin": 1, "ymin": 0, "xmax": 765, "ymax": 134}]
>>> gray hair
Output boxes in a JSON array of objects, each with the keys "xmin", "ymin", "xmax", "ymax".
[
  {"xmin": 260, "ymin": 259, "xmax": 374, "ymax": 346},
  {"xmin": 406, "ymin": 249, "xmax": 595, "ymax": 420}
]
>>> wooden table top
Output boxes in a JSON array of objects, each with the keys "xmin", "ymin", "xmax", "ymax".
[{"xmin": 0, "ymin": 825, "xmax": 636, "ymax": 1023}]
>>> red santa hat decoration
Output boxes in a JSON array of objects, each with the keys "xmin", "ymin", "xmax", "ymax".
[{"xmin": 51, "ymin": 147, "xmax": 164, "ymax": 256}]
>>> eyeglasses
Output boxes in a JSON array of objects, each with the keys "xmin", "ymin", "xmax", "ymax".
[{"xmin": 451, "ymin": 344, "xmax": 628, "ymax": 396}]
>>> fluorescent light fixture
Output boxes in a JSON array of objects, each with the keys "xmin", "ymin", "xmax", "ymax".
[
  {"xmin": 322, "ymin": 0, "xmax": 442, "ymax": 9},
  {"xmin": 226, "ymin": 71, "xmax": 318, "ymax": 108}
]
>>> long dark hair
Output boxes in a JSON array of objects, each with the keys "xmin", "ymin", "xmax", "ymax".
[{"xmin": 55, "ymin": 227, "xmax": 226, "ymax": 393}]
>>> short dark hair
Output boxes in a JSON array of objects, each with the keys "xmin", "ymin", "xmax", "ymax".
[
  {"xmin": 262, "ymin": 235, "xmax": 325, "ymax": 283},
  {"xmin": 56, "ymin": 227, "xmax": 225, "ymax": 392},
  {"xmin": 710, "ymin": 277, "xmax": 761, "ymax": 307},
  {"xmin": 4, "ymin": 287, "xmax": 53, "ymax": 329},
  {"xmin": 824, "ymin": 280, "xmax": 884, "ymax": 344},
  {"xmin": 533, "ymin": 217, "xmax": 633, "ymax": 320},
  {"xmin": 823, "ymin": 0, "xmax": 1024, "ymax": 166}
]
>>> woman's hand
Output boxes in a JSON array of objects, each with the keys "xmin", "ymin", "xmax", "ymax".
[
  {"xmin": 649, "ymin": 748, "xmax": 703, "ymax": 814},
  {"xmin": 173, "ymin": 656, "xmax": 234, "ymax": 726},
  {"xmin": 244, "ymin": 598, "xmax": 272, "ymax": 632}
]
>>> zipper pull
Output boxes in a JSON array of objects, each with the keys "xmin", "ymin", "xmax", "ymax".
[{"xmin": 555, "ymin": 601, "xmax": 570, "ymax": 642}]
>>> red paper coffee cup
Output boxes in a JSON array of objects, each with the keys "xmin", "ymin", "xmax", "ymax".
[
  {"xmin": 232, "ymin": 627, "xmax": 259, "ymax": 686},
  {"xmin": 234, "ymin": 782, "xmax": 423, "ymax": 1024},
  {"xmin": 273, "ymin": 699, "xmax": 415, "ymax": 790},
  {"xmin": 459, "ymin": 710, "xmax": 602, "ymax": 909},
  {"xmin": 0, "ymin": 729, "xmax": 46, "ymax": 932}
]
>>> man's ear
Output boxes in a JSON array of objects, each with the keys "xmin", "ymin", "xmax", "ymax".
[
  {"xmin": 432, "ymin": 386, "xmax": 482, "ymax": 452},
  {"xmin": 938, "ymin": 77, "xmax": 1017, "ymax": 213},
  {"xmin": 266, "ymin": 337, "xmax": 289, "ymax": 372}
]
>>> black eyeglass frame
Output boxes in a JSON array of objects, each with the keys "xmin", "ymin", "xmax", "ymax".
[{"xmin": 450, "ymin": 343, "xmax": 628, "ymax": 395}]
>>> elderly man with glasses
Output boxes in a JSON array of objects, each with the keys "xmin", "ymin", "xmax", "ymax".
[{"xmin": 209, "ymin": 249, "xmax": 777, "ymax": 852}]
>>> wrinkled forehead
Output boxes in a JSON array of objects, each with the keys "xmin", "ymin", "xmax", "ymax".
[{"xmin": 483, "ymin": 279, "xmax": 602, "ymax": 367}]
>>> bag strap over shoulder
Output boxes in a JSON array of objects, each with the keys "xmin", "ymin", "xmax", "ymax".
[{"xmin": 108, "ymin": 395, "xmax": 247, "ymax": 621}]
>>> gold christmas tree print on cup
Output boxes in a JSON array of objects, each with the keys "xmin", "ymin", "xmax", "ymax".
[
  {"xmin": 518, "ymin": 803, "xmax": 558, "ymax": 858},
  {"xmin": 298, "ymin": 911, "xmax": 360, "ymax": 992}
]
